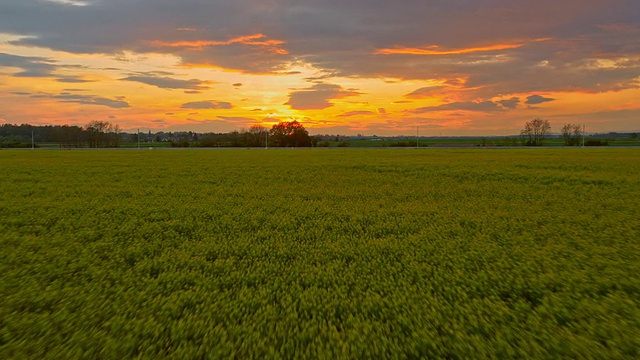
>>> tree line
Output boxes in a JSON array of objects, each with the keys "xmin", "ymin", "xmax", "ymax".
[
  {"xmin": 1, "ymin": 120, "xmax": 316, "ymax": 148},
  {"xmin": 195, "ymin": 121, "xmax": 317, "ymax": 148},
  {"xmin": 1, "ymin": 118, "xmax": 627, "ymax": 148},
  {"xmin": 520, "ymin": 118, "xmax": 614, "ymax": 146},
  {"xmin": 0, "ymin": 121, "xmax": 125, "ymax": 148}
]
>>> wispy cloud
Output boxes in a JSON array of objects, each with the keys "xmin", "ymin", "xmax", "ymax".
[
  {"xmin": 376, "ymin": 43, "xmax": 525, "ymax": 56},
  {"xmin": 180, "ymin": 100, "xmax": 233, "ymax": 109},
  {"xmin": 122, "ymin": 73, "xmax": 211, "ymax": 91},
  {"xmin": 217, "ymin": 116, "xmax": 255, "ymax": 122},
  {"xmin": 526, "ymin": 95, "xmax": 556, "ymax": 105},
  {"xmin": 52, "ymin": 94, "xmax": 130, "ymax": 108},
  {"xmin": 151, "ymin": 33, "xmax": 286, "ymax": 53},
  {"xmin": 56, "ymin": 77, "xmax": 94, "ymax": 83},
  {"xmin": 405, "ymin": 86, "xmax": 447, "ymax": 99},
  {"xmin": 0, "ymin": 53, "xmax": 55, "ymax": 77},
  {"xmin": 44, "ymin": 0, "xmax": 91, "ymax": 6},
  {"xmin": 409, "ymin": 101, "xmax": 503, "ymax": 113},
  {"xmin": 338, "ymin": 111, "xmax": 376, "ymax": 117},
  {"xmin": 498, "ymin": 97, "xmax": 520, "ymax": 109},
  {"xmin": 9, "ymin": 90, "xmax": 129, "ymax": 108},
  {"xmin": 286, "ymin": 84, "xmax": 360, "ymax": 110}
]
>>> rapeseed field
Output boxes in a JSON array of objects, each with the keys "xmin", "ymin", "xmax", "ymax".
[{"xmin": 1, "ymin": 149, "xmax": 639, "ymax": 358}]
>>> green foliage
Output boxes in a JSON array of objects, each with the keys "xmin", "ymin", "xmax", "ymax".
[
  {"xmin": 585, "ymin": 139, "xmax": 609, "ymax": 146},
  {"xmin": 170, "ymin": 140, "xmax": 191, "ymax": 148},
  {"xmin": 501, "ymin": 137, "xmax": 519, "ymax": 146},
  {"xmin": 197, "ymin": 137, "xmax": 219, "ymax": 147},
  {"xmin": 388, "ymin": 140, "xmax": 415, "ymax": 147},
  {"xmin": 0, "ymin": 141, "xmax": 35, "ymax": 148},
  {"xmin": 1, "ymin": 149, "xmax": 639, "ymax": 358}
]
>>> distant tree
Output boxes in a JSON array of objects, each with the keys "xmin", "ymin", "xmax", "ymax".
[
  {"xmin": 198, "ymin": 136, "xmax": 219, "ymax": 147},
  {"xmin": 86, "ymin": 121, "xmax": 113, "ymax": 148},
  {"xmin": 520, "ymin": 118, "xmax": 551, "ymax": 146},
  {"xmin": 501, "ymin": 137, "xmax": 518, "ymax": 146},
  {"xmin": 229, "ymin": 130, "xmax": 243, "ymax": 147},
  {"xmin": 112, "ymin": 124, "xmax": 121, "ymax": 147},
  {"xmin": 269, "ymin": 121, "xmax": 312, "ymax": 147},
  {"xmin": 45, "ymin": 124, "xmax": 83, "ymax": 148},
  {"xmin": 170, "ymin": 140, "xmax": 190, "ymax": 147},
  {"xmin": 585, "ymin": 139, "xmax": 608, "ymax": 146},
  {"xmin": 248, "ymin": 125, "xmax": 268, "ymax": 147},
  {"xmin": 84, "ymin": 121, "xmax": 124, "ymax": 147},
  {"xmin": 561, "ymin": 123, "xmax": 582, "ymax": 146}
]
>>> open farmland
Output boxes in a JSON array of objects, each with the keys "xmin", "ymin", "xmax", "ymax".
[{"xmin": 1, "ymin": 149, "xmax": 639, "ymax": 358}]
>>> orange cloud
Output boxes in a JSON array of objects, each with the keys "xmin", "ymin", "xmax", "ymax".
[
  {"xmin": 376, "ymin": 43, "xmax": 523, "ymax": 56},
  {"xmin": 376, "ymin": 38, "xmax": 551, "ymax": 56},
  {"xmin": 151, "ymin": 33, "xmax": 286, "ymax": 51}
]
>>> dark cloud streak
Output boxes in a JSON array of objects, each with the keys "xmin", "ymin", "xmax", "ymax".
[
  {"xmin": 0, "ymin": 53, "xmax": 56, "ymax": 77},
  {"xmin": 409, "ymin": 101, "xmax": 503, "ymax": 113},
  {"xmin": 286, "ymin": 83, "xmax": 360, "ymax": 110},
  {"xmin": 122, "ymin": 74, "xmax": 211, "ymax": 91},
  {"xmin": 181, "ymin": 100, "xmax": 233, "ymax": 109},
  {"xmin": 526, "ymin": 95, "xmax": 556, "ymax": 105}
]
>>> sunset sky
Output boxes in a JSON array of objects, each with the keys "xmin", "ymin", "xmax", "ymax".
[{"xmin": 1, "ymin": 0, "xmax": 639, "ymax": 135}]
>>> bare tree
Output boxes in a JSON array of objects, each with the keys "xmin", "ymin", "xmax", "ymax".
[
  {"xmin": 112, "ymin": 124, "xmax": 121, "ymax": 148},
  {"xmin": 521, "ymin": 118, "xmax": 551, "ymax": 146},
  {"xmin": 561, "ymin": 123, "xmax": 582, "ymax": 146},
  {"xmin": 248, "ymin": 125, "xmax": 268, "ymax": 147},
  {"xmin": 86, "ymin": 120, "xmax": 114, "ymax": 148}
]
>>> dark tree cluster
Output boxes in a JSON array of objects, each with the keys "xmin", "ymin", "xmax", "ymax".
[
  {"xmin": 1, "ymin": 124, "xmax": 84, "ymax": 148},
  {"xmin": 198, "ymin": 122, "xmax": 316, "ymax": 148},
  {"xmin": 197, "ymin": 125, "xmax": 269, "ymax": 147},
  {"xmin": 269, "ymin": 120, "xmax": 314, "ymax": 147},
  {"xmin": 85, "ymin": 121, "xmax": 121, "ymax": 148},
  {"xmin": 1, "ymin": 121, "xmax": 123, "ymax": 148}
]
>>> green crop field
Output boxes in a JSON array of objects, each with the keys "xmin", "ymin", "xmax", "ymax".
[{"xmin": 1, "ymin": 149, "xmax": 639, "ymax": 358}]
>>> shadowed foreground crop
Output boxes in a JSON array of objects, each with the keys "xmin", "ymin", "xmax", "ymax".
[{"xmin": 1, "ymin": 149, "xmax": 639, "ymax": 358}]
